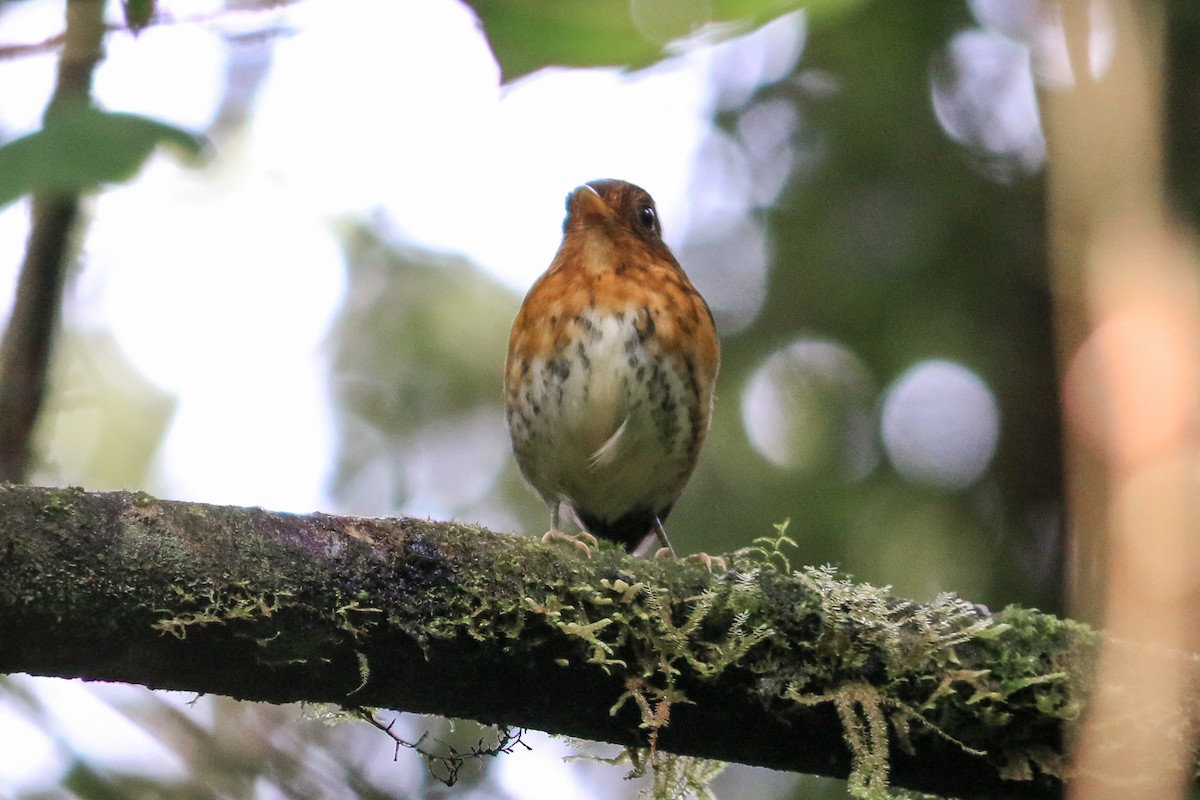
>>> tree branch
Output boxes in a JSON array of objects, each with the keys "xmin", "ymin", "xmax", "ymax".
[{"xmin": 0, "ymin": 484, "xmax": 1091, "ymax": 799}]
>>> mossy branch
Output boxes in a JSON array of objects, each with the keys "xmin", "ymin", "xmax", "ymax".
[{"xmin": 0, "ymin": 484, "xmax": 1092, "ymax": 799}]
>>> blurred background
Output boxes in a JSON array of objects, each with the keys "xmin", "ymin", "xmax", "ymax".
[{"xmin": 2, "ymin": 0, "xmax": 1192, "ymax": 797}]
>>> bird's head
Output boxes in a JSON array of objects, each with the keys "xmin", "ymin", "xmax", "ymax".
[{"xmin": 563, "ymin": 179, "xmax": 665, "ymax": 247}]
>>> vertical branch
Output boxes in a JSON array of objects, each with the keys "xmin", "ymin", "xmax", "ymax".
[
  {"xmin": 0, "ymin": 0, "xmax": 107, "ymax": 482},
  {"xmin": 1042, "ymin": 1, "xmax": 1200, "ymax": 798}
]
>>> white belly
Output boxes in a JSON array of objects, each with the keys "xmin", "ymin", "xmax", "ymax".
[{"xmin": 508, "ymin": 307, "xmax": 694, "ymax": 523}]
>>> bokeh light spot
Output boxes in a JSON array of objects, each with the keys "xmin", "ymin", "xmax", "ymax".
[
  {"xmin": 880, "ymin": 360, "xmax": 1000, "ymax": 490},
  {"xmin": 930, "ymin": 29, "xmax": 1045, "ymax": 180},
  {"xmin": 741, "ymin": 338, "xmax": 878, "ymax": 478}
]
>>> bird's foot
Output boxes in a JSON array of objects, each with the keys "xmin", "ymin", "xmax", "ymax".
[
  {"xmin": 653, "ymin": 547, "xmax": 728, "ymax": 573},
  {"xmin": 542, "ymin": 529, "xmax": 599, "ymax": 557}
]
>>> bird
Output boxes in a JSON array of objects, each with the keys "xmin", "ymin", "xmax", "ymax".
[{"xmin": 504, "ymin": 179, "xmax": 720, "ymax": 557}]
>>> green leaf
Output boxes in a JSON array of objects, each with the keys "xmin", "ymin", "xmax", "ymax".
[
  {"xmin": 464, "ymin": 0, "xmax": 865, "ymax": 82},
  {"xmin": 0, "ymin": 104, "xmax": 205, "ymax": 210},
  {"xmin": 123, "ymin": 0, "xmax": 156, "ymax": 34}
]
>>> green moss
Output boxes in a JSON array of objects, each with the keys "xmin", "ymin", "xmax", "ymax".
[
  {"xmin": 424, "ymin": 527, "xmax": 1089, "ymax": 800},
  {"xmin": 39, "ymin": 486, "xmax": 79, "ymax": 516}
]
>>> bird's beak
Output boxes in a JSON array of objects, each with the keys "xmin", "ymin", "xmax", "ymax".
[{"xmin": 569, "ymin": 184, "xmax": 614, "ymax": 225}]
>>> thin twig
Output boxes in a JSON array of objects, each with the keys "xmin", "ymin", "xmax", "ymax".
[{"xmin": 354, "ymin": 707, "xmax": 530, "ymax": 786}]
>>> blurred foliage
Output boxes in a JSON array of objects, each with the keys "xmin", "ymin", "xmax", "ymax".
[
  {"xmin": 32, "ymin": 328, "xmax": 175, "ymax": 489},
  {"xmin": 327, "ymin": 220, "xmax": 516, "ymax": 516},
  {"xmin": 465, "ymin": 0, "xmax": 865, "ymax": 81},
  {"xmin": 122, "ymin": 0, "xmax": 155, "ymax": 34},
  {"xmin": 2, "ymin": 675, "xmax": 475, "ymax": 799},
  {"xmin": 0, "ymin": 104, "xmax": 203, "ymax": 209},
  {"xmin": 329, "ymin": 221, "xmax": 513, "ymax": 433},
  {"xmin": 700, "ymin": 1, "xmax": 1064, "ymax": 610}
]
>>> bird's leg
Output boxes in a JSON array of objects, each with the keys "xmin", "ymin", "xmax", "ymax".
[
  {"xmin": 651, "ymin": 517, "xmax": 676, "ymax": 557},
  {"xmin": 540, "ymin": 503, "xmax": 598, "ymax": 556},
  {"xmin": 652, "ymin": 517, "xmax": 726, "ymax": 572}
]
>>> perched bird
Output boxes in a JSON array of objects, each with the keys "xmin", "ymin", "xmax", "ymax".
[{"xmin": 504, "ymin": 179, "xmax": 720, "ymax": 556}]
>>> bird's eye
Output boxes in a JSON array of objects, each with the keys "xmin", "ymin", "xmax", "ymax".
[{"xmin": 638, "ymin": 204, "xmax": 657, "ymax": 231}]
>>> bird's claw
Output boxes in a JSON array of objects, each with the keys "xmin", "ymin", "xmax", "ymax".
[
  {"xmin": 653, "ymin": 547, "xmax": 727, "ymax": 573},
  {"xmin": 689, "ymin": 552, "xmax": 728, "ymax": 573},
  {"xmin": 542, "ymin": 529, "xmax": 598, "ymax": 557}
]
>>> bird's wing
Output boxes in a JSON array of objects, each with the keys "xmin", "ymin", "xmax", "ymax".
[{"xmin": 588, "ymin": 416, "xmax": 629, "ymax": 470}]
